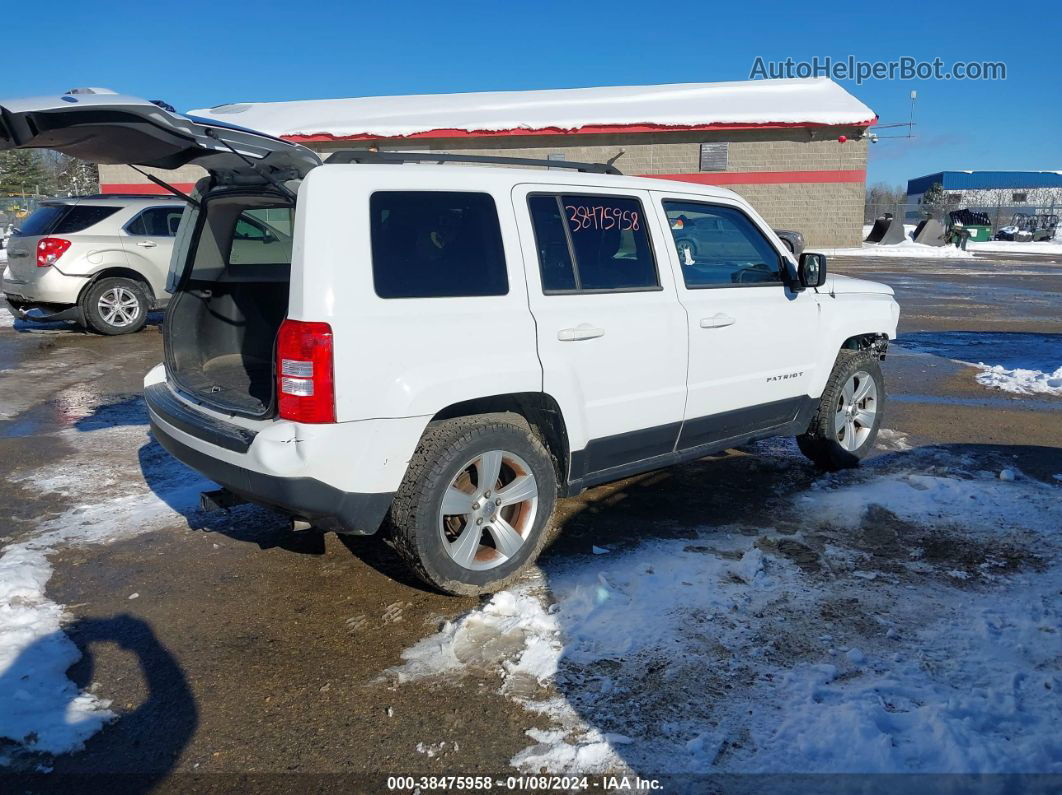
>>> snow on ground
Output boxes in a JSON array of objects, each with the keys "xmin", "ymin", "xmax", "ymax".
[
  {"xmin": 384, "ymin": 449, "xmax": 1062, "ymax": 775},
  {"xmin": 974, "ymin": 365, "xmax": 1062, "ymax": 396},
  {"xmin": 816, "ymin": 234, "xmax": 973, "ymax": 260},
  {"xmin": 0, "ymin": 390, "xmax": 216, "ymax": 764},
  {"xmin": 897, "ymin": 331, "xmax": 1062, "ymax": 397},
  {"xmin": 0, "ymin": 306, "xmax": 13, "ymax": 328},
  {"xmin": 968, "ymin": 239, "xmax": 1062, "ymax": 256}
]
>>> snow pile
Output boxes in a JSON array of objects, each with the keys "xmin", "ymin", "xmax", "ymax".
[
  {"xmin": 188, "ymin": 78, "xmax": 875, "ymax": 140},
  {"xmin": 816, "ymin": 238, "xmax": 973, "ymax": 259},
  {"xmin": 0, "ymin": 402, "xmax": 213, "ymax": 762},
  {"xmin": 974, "ymin": 364, "xmax": 1062, "ymax": 396},
  {"xmin": 386, "ymin": 456, "xmax": 1062, "ymax": 774},
  {"xmin": 0, "ymin": 306, "xmax": 14, "ymax": 328},
  {"xmin": 968, "ymin": 239, "xmax": 1062, "ymax": 256}
]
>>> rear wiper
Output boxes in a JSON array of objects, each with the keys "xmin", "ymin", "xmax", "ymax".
[
  {"xmin": 204, "ymin": 129, "xmax": 298, "ymax": 203},
  {"xmin": 129, "ymin": 165, "xmax": 200, "ymax": 208}
]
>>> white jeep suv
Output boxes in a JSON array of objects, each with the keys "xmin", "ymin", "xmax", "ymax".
[{"xmin": 1, "ymin": 92, "xmax": 899, "ymax": 594}]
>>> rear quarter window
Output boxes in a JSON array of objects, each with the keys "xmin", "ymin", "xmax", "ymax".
[
  {"xmin": 52, "ymin": 205, "xmax": 122, "ymax": 234},
  {"xmin": 370, "ymin": 191, "xmax": 508, "ymax": 299},
  {"xmin": 12, "ymin": 205, "xmax": 67, "ymax": 236}
]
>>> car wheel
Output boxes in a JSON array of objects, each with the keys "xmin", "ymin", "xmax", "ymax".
[
  {"xmin": 387, "ymin": 413, "xmax": 558, "ymax": 596},
  {"xmin": 797, "ymin": 350, "xmax": 885, "ymax": 470},
  {"xmin": 83, "ymin": 277, "xmax": 149, "ymax": 335}
]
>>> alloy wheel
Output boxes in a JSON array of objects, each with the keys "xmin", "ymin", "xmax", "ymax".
[
  {"xmin": 97, "ymin": 286, "xmax": 141, "ymax": 327},
  {"xmin": 834, "ymin": 370, "xmax": 878, "ymax": 451},
  {"xmin": 438, "ymin": 450, "xmax": 539, "ymax": 571}
]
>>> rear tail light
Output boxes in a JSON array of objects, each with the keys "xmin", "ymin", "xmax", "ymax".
[
  {"xmin": 37, "ymin": 237, "xmax": 71, "ymax": 267},
  {"xmin": 276, "ymin": 319, "xmax": 335, "ymax": 423}
]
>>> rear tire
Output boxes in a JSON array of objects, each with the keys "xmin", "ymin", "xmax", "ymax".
[
  {"xmin": 83, "ymin": 277, "xmax": 148, "ymax": 335},
  {"xmin": 797, "ymin": 350, "xmax": 885, "ymax": 470},
  {"xmin": 387, "ymin": 414, "xmax": 558, "ymax": 596}
]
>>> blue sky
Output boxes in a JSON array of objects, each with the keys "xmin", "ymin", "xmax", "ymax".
[{"xmin": 6, "ymin": 0, "xmax": 1059, "ymax": 187}]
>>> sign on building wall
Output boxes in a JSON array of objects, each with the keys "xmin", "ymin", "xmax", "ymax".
[{"xmin": 699, "ymin": 142, "xmax": 728, "ymax": 172}]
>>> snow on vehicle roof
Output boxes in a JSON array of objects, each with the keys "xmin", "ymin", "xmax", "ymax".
[{"xmin": 188, "ymin": 78, "xmax": 876, "ymax": 141}]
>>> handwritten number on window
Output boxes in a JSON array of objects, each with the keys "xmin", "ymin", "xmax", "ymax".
[{"xmin": 565, "ymin": 205, "xmax": 639, "ymax": 232}]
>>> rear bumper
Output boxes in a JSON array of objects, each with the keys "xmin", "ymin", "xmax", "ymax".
[
  {"xmin": 3, "ymin": 264, "xmax": 89, "ymax": 306},
  {"xmin": 145, "ymin": 383, "xmax": 395, "ymax": 534}
]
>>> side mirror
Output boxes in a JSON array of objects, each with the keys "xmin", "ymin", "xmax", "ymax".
[{"xmin": 798, "ymin": 252, "xmax": 827, "ymax": 288}]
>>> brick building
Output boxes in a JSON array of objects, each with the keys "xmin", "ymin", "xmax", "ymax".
[{"xmin": 99, "ymin": 77, "xmax": 876, "ymax": 247}]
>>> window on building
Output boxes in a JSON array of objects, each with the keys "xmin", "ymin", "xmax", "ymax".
[
  {"xmin": 699, "ymin": 142, "xmax": 729, "ymax": 172},
  {"xmin": 370, "ymin": 191, "xmax": 508, "ymax": 298},
  {"xmin": 528, "ymin": 194, "xmax": 659, "ymax": 292},
  {"xmin": 946, "ymin": 193, "xmax": 963, "ymax": 203},
  {"xmin": 662, "ymin": 201, "xmax": 782, "ymax": 288},
  {"xmin": 124, "ymin": 206, "xmax": 185, "ymax": 237},
  {"xmin": 1012, "ymin": 192, "xmax": 1028, "ymax": 203}
]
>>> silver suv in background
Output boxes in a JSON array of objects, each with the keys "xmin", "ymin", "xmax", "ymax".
[{"xmin": 2, "ymin": 195, "xmax": 185, "ymax": 334}]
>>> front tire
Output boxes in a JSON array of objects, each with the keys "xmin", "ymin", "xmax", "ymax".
[
  {"xmin": 83, "ymin": 277, "xmax": 148, "ymax": 335},
  {"xmin": 387, "ymin": 414, "xmax": 558, "ymax": 596},
  {"xmin": 797, "ymin": 350, "xmax": 885, "ymax": 470}
]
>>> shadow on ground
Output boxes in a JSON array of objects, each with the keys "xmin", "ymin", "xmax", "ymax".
[{"xmin": 1, "ymin": 614, "xmax": 195, "ymax": 787}]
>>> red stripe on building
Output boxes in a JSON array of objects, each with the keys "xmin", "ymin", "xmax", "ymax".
[
  {"xmin": 102, "ymin": 170, "xmax": 865, "ymax": 195},
  {"xmin": 283, "ymin": 118, "xmax": 877, "ymax": 143},
  {"xmin": 100, "ymin": 183, "xmax": 198, "ymax": 195},
  {"xmin": 649, "ymin": 170, "xmax": 865, "ymax": 185}
]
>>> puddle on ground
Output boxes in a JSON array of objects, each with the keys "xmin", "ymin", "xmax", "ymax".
[{"xmin": 895, "ymin": 331, "xmax": 1061, "ymax": 372}]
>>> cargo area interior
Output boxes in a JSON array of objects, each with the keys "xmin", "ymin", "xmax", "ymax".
[{"xmin": 166, "ymin": 192, "xmax": 294, "ymax": 417}]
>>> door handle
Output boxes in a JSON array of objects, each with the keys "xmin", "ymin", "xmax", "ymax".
[
  {"xmin": 136, "ymin": 240, "xmax": 158, "ymax": 248},
  {"xmin": 700, "ymin": 313, "xmax": 736, "ymax": 329},
  {"xmin": 557, "ymin": 324, "xmax": 605, "ymax": 341}
]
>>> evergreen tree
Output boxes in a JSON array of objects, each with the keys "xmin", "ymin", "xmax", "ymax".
[
  {"xmin": 0, "ymin": 149, "xmax": 51, "ymax": 196},
  {"xmin": 919, "ymin": 182, "xmax": 948, "ymax": 218}
]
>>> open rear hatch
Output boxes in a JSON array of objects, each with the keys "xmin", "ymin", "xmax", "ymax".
[
  {"xmin": 0, "ymin": 89, "xmax": 320, "ymax": 181},
  {"xmin": 0, "ymin": 89, "xmax": 322, "ymax": 417},
  {"xmin": 166, "ymin": 191, "xmax": 295, "ymax": 417}
]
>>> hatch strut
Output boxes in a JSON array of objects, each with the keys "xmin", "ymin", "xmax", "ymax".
[
  {"xmin": 128, "ymin": 166, "xmax": 200, "ymax": 207},
  {"xmin": 204, "ymin": 129, "xmax": 298, "ymax": 202}
]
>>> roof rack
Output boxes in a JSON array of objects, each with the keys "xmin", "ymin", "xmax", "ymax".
[{"xmin": 326, "ymin": 149, "xmax": 623, "ymax": 175}]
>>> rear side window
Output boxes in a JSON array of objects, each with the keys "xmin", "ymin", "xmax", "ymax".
[
  {"xmin": 125, "ymin": 206, "xmax": 185, "ymax": 237},
  {"xmin": 12, "ymin": 205, "xmax": 66, "ymax": 236},
  {"xmin": 370, "ymin": 191, "xmax": 508, "ymax": 299},
  {"xmin": 528, "ymin": 194, "xmax": 658, "ymax": 292},
  {"xmin": 52, "ymin": 205, "xmax": 122, "ymax": 234}
]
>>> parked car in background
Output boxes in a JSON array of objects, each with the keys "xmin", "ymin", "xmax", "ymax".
[
  {"xmin": 773, "ymin": 228, "xmax": 805, "ymax": 258},
  {"xmin": 2, "ymin": 195, "xmax": 186, "ymax": 334}
]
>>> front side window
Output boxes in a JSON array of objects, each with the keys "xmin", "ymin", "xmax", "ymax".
[
  {"xmin": 370, "ymin": 191, "xmax": 508, "ymax": 299},
  {"xmin": 125, "ymin": 206, "xmax": 185, "ymax": 237},
  {"xmin": 662, "ymin": 201, "xmax": 782, "ymax": 288},
  {"xmin": 528, "ymin": 194, "xmax": 658, "ymax": 292}
]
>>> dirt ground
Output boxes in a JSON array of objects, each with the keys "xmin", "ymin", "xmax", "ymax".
[{"xmin": 0, "ymin": 250, "xmax": 1059, "ymax": 789}]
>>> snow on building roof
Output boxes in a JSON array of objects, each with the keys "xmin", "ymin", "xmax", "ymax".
[{"xmin": 187, "ymin": 78, "xmax": 876, "ymax": 141}]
